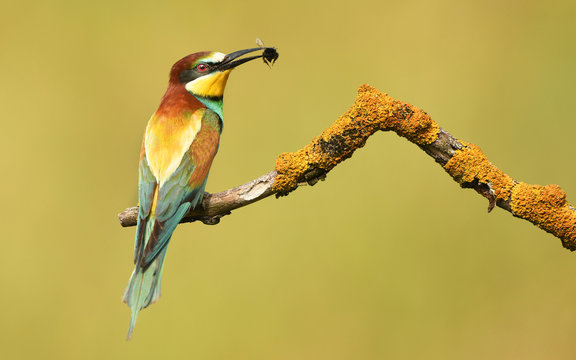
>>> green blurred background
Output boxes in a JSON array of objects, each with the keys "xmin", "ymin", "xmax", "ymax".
[{"xmin": 2, "ymin": 0, "xmax": 576, "ymax": 358}]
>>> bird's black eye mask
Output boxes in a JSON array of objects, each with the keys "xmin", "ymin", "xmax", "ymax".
[{"xmin": 179, "ymin": 62, "xmax": 214, "ymax": 84}]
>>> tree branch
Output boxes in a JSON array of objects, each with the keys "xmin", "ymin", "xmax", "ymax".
[
  {"xmin": 118, "ymin": 85, "xmax": 576, "ymax": 252},
  {"xmin": 118, "ymin": 171, "xmax": 278, "ymax": 227}
]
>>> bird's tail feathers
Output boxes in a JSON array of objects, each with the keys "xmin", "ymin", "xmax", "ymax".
[
  {"xmin": 123, "ymin": 202, "xmax": 191, "ymax": 340},
  {"xmin": 123, "ymin": 246, "xmax": 168, "ymax": 340}
]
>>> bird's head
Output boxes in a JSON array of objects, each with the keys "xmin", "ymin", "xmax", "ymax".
[{"xmin": 170, "ymin": 47, "xmax": 276, "ymax": 99}]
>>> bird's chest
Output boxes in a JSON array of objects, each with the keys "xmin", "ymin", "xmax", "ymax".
[{"xmin": 144, "ymin": 110, "xmax": 204, "ymax": 185}]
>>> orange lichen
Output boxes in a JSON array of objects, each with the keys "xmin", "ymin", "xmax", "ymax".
[
  {"xmin": 442, "ymin": 143, "xmax": 576, "ymax": 249},
  {"xmin": 443, "ymin": 142, "xmax": 515, "ymax": 200},
  {"xmin": 273, "ymin": 84, "xmax": 440, "ymax": 194},
  {"xmin": 273, "ymin": 150, "xmax": 309, "ymax": 194},
  {"xmin": 511, "ymin": 183, "xmax": 576, "ymax": 250},
  {"xmin": 272, "ymin": 84, "xmax": 576, "ymax": 250}
]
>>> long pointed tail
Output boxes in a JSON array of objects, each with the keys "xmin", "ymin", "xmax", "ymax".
[{"xmin": 122, "ymin": 246, "xmax": 168, "ymax": 340}]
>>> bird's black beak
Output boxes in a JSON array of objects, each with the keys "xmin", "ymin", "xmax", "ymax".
[{"xmin": 218, "ymin": 47, "xmax": 279, "ymax": 71}]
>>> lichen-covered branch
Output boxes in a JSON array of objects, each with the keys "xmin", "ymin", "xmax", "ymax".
[{"xmin": 118, "ymin": 84, "xmax": 576, "ymax": 252}]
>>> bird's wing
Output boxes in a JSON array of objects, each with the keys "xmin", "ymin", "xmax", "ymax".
[
  {"xmin": 132, "ymin": 147, "xmax": 158, "ymax": 262},
  {"xmin": 136, "ymin": 109, "xmax": 222, "ymax": 268}
]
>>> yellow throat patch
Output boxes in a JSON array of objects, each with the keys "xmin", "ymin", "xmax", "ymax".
[{"xmin": 185, "ymin": 70, "xmax": 231, "ymax": 98}]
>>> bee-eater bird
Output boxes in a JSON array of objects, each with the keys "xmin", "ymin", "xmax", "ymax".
[{"xmin": 123, "ymin": 47, "xmax": 278, "ymax": 339}]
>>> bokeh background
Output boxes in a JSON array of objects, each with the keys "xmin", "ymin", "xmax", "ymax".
[{"xmin": 2, "ymin": 0, "xmax": 576, "ymax": 358}]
